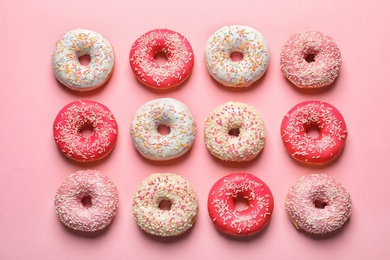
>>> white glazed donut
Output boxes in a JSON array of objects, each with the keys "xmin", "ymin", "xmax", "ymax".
[
  {"xmin": 52, "ymin": 29, "xmax": 115, "ymax": 91},
  {"xmin": 54, "ymin": 170, "xmax": 119, "ymax": 232},
  {"xmin": 205, "ymin": 25, "xmax": 270, "ymax": 87},
  {"xmin": 204, "ymin": 101, "xmax": 266, "ymax": 162},
  {"xmin": 130, "ymin": 98, "xmax": 196, "ymax": 161},
  {"xmin": 132, "ymin": 173, "xmax": 199, "ymax": 237}
]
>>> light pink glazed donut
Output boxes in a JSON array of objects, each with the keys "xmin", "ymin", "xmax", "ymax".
[
  {"xmin": 129, "ymin": 29, "xmax": 194, "ymax": 89},
  {"xmin": 53, "ymin": 100, "xmax": 118, "ymax": 162},
  {"xmin": 54, "ymin": 170, "xmax": 119, "ymax": 232},
  {"xmin": 132, "ymin": 173, "xmax": 199, "ymax": 237},
  {"xmin": 281, "ymin": 101, "xmax": 347, "ymax": 166},
  {"xmin": 204, "ymin": 101, "xmax": 266, "ymax": 162},
  {"xmin": 208, "ymin": 173, "xmax": 274, "ymax": 236},
  {"xmin": 285, "ymin": 174, "xmax": 352, "ymax": 234},
  {"xmin": 280, "ymin": 30, "xmax": 342, "ymax": 88}
]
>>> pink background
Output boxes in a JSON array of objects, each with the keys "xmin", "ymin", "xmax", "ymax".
[{"xmin": 1, "ymin": 0, "xmax": 389, "ymax": 259}]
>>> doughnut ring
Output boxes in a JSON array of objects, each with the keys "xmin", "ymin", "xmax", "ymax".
[
  {"xmin": 280, "ymin": 101, "xmax": 347, "ymax": 166},
  {"xmin": 54, "ymin": 170, "xmax": 119, "ymax": 232},
  {"xmin": 285, "ymin": 174, "xmax": 352, "ymax": 234},
  {"xmin": 132, "ymin": 173, "xmax": 199, "ymax": 236},
  {"xmin": 52, "ymin": 28, "xmax": 115, "ymax": 91},
  {"xmin": 280, "ymin": 30, "xmax": 342, "ymax": 88},
  {"xmin": 205, "ymin": 25, "xmax": 270, "ymax": 87}
]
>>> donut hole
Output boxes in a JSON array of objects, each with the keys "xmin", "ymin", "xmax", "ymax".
[
  {"xmin": 78, "ymin": 54, "xmax": 91, "ymax": 66},
  {"xmin": 228, "ymin": 128, "xmax": 240, "ymax": 137},
  {"xmin": 157, "ymin": 124, "xmax": 171, "ymax": 135},
  {"xmin": 234, "ymin": 196, "xmax": 249, "ymax": 211},
  {"xmin": 81, "ymin": 195, "xmax": 92, "ymax": 208},
  {"xmin": 80, "ymin": 124, "xmax": 94, "ymax": 138},
  {"xmin": 158, "ymin": 199, "xmax": 172, "ymax": 211},
  {"xmin": 306, "ymin": 126, "xmax": 321, "ymax": 139},
  {"xmin": 314, "ymin": 199, "xmax": 327, "ymax": 209},
  {"xmin": 304, "ymin": 53, "xmax": 316, "ymax": 63},
  {"xmin": 154, "ymin": 51, "xmax": 168, "ymax": 65},
  {"xmin": 230, "ymin": 51, "xmax": 243, "ymax": 62}
]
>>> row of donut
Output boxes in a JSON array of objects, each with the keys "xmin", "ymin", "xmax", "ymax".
[
  {"xmin": 53, "ymin": 98, "xmax": 348, "ymax": 166},
  {"xmin": 54, "ymin": 170, "xmax": 352, "ymax": 236},
  {"xmin": 52, "ymin": 26, "xmax": 342, "ymax": 91}
]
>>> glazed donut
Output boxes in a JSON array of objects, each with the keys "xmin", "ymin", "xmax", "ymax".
[
  {"xmin": 285, "ymin": 174, "xmax": 352, "ymax": 234},
  {"xmin": 132, "ymin": 173, "xmax": 199, "ymax": 237},
  {"xmin": 280, "ymin": 101, "xmax": 347, "ymax": 166},
  {"xmin": 129, "ymin": 29, "xmax": 194, "ymax": 89},
  {"xmin": 53, "ymin": 100, "xmax": 118, "ymax": 162},
  {"xmin": 208, "ymin": 173, "xmax": 274, "ymax": 236},
  {"xmin": 204, "ymin": 101, "xmax": 266, "ymax": 162},
  {"xmin": 205, "ymin": 25, "xmax": 270, "ymax": 87},
  {"xmin": 130, "ymin": 98, "xmax": 196, "ymax": 161},
  {"xmin": 280, "ymin": 30, "xmax": 342, "ymax": 88},
  {"xmin": 54, "ymin": 170, "xmax": 119, "ymax": 232},
  {"xmin": 52, "ymin": 29, "xmax": 115, "ymax": 91}
]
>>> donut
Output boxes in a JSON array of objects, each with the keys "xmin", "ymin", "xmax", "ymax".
[
  {"xmin": 54, "ymin": 170, "xmax": 119, "ymax": 232},
  {"xmin": 53, "ymin": 100, "xmax": 118, "ymax": 162},
  {"xmin": 280, "ymin": 30, "xmax": 342, "ymax": 88},
  {"xmin": 130, "ymin": 98, "xmax": 196, "ymax": 161},
  {"xmin": 129, "ymin": 29, "xmax": 194, "ymax": 89},
  {"xmin": 204, "ymin": 101, "xmax": 266, "ymax": 162},
  {"xmin": 280, "ymin": 101, "xmax": 347, "ymax": 166},
  {"xmin": 285, "ymin": 174, "xmax": 352, "ymax": 234},
  {"xmin": 205, "ymin": 25, "xmax": 270, "ymax": 87},
  {"xmin": 132, "ymin": 173, "xmax": 199, "ymax": 237},
  {"xmin": 52, "ymin": 29, "xmax": 115, "ymax": 91},
  {"xmin": 208, "ymin": 173, "xmax": 274, "ymax": 236}
]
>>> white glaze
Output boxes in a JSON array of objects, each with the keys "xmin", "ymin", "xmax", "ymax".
[
  {"xmin": 205, "ymin": 25, "xmax": 270, "ymax": 87},
  {"xmin": 52, "ymin": 29, "xmax": 115, "ymax": 91},
  {"xmin": 130, "ymin": 98, "xmax": 196, "ymax": 160}
]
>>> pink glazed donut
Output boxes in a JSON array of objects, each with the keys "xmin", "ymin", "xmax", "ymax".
[
  {"xmin": 54, "ymin": 170, "xmax": 119, "ymax": 232},
  {"xmin": 208, "ymin": 173, "xmax": 274, "ymax": 236},
  {"xmin": 285, "ymin": 174, "xmax": 352, "ymax": 234},
  {"xmin": 280, "ymin": 30, "xmax": 342, "ymax": 88},
  {"xmin": 53, "ymin": 100, "xmax": 118, "ymax": 162},
  {"xmin": 281, "ymin": 101, "xmax": 347, "ymax": 166},
  {"xmin": 129, "ymin": 29, "xmax": 194, "ymax": 89}
]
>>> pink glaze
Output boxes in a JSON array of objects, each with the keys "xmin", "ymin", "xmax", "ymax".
[
  {"xmin": 281, "ymin": 101, "xmax": 347, "ymax": 166},
  {"xmin": 285, "ymin": 174, "xmax": 352, "ymax": 234},
  {"xmin": 280, "ymin": 30, "xmax": 342, "ymax": 88},
  {"xmin": 208, "ymin": 173, "xmax": 274, "ymax": 236},
  {"xmin": 129, "ymin": 29, "xmax": 194, "ymax": 89},
  {"xmin": 53, "ymin": 100, "xmax": 118, "ymax": 162},
  {"xmin": 54, "ymin": 170, "xmax": 119, "ymax": 232}
]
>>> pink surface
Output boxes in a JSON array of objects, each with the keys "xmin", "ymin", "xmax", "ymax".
[{"xmin": 1, "ymin": 0, "xmax": 389, "ymax": 259}]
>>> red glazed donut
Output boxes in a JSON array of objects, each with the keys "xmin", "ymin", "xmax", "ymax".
[
  {"xmin": 54, "ymin": 170, "xmax": 119, "ymax": 232},
  {"xmin": 285, "ymin": 174, "xmax": 352, "ymax": 234},
  {"xmin": 281, "ymin": 101, "xmax": 347, "ymax": 166},
  {"xmin": 280, "ymin": 30, "xmax": 342, "ymax": 88},
  {"xmin": 129, "ymin": 29, "xmax": 194, "ymax": 89},
  {"xmin": 207, "ymin": 173, "xmax": 274, "ymax": 236},
  {"xmin": 53, "ymin": 100, "xmax": 118, "ymax": 162}
]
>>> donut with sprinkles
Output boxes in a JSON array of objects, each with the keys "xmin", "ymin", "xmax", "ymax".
[
  {"xmin": 285, "ymin": 174, "xmax": 352, "ymax": 234},
  {"xmin": 132, "ymin": 173, "xmax": 199, "ymax": 237},
  {"xmin": 205, "ymin": 25, "xmax": 270, "ymax": 87},
  {"xmin": 280, "ymin": 30, "xmax": 342, "ymax": 88},
  {"xmin": 130, "ymin": 98, "xmax": 196, "ymax": 161},
  {"xmin": 53, "ymin": 100, "xmax": 118, "ymax": 162},
  {"xmin": 54, "ymin": 169, "xmax": 119, "ymax": 232},
  {"xmin": 280, "ymin": 101, "xmax": 348, "ymax": 166},
  {"xmin": 52, "ymin": 28, "xmax": 115, "ymax": 91},
  {"xmin": 204, "ymin": 101, "xmax": 266, "ymax": 162},
  {"xmin": 208, "ymin": 173, "xmax": 274, "ymax": 236},
  {"xmin": 129, "ymin": 29, "xmax": 194, "ymax": 89}
]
